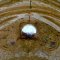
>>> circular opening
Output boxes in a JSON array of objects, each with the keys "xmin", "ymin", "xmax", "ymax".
[{"xmin": 22, "ymin": 24, "xmax": 37, "ymax": 38}]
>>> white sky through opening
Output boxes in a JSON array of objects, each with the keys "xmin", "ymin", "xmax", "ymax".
[{"xmin": 22, "ymin": 24, "xmax": 37, "ymax": 35}]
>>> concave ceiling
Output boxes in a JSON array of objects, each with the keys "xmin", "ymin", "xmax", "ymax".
[{"xmin": 0, "ymin": 0, "xmax": 60, "ymax": 60}]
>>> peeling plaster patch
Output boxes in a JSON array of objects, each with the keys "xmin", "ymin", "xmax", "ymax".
[
  {"xmin": 34, "ymin": 50, "xmax": 48, "ymax": 59},
  {"xmin": 15, "ymin": 51, "xmax": 27, "ymax": 58},
  {"xmin": 57, "ymin": 0, "xmax": 60, "ymax": 2}
]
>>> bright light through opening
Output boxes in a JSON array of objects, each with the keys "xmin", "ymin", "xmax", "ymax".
[{"xmin": 22, "ymin": 24, "xmax": 37, "ymax": 35}]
